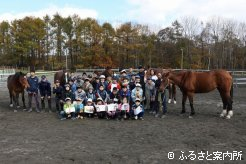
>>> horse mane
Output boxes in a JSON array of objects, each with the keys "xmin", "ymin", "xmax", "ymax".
[{"xmin": 13, "ymin": 72, "xmax": 25, "ymax": 79}]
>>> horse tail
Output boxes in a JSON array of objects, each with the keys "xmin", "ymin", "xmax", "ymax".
[
  {"xmin": 230, "ymin": 80, "xmax": 233, "ymax": 102},
  {"xmin": 229, "ymin": 72, "xmax": 233, "ymax": 102}
]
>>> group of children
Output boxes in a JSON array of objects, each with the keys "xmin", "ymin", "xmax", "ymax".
[{"xmin": 26, "ymin": 66, "xmax": 168, "ymax": 121}]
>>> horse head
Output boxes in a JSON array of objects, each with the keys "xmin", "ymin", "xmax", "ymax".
[
  {"xmin": 159, "ymin": 71, "xmax": 170, "ymax": 92},
  {"xmin": 18, "ymin": 72, "xmax": 30, "ymax": 89}
]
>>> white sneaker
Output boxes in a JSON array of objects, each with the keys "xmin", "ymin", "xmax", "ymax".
[
  {"xmin": 135, "ymin": 116, "xmax": 138, "ymax": 120},
  {"xmin": 168, "ymin": 99, "xmax": 171, "ymax": 103}
]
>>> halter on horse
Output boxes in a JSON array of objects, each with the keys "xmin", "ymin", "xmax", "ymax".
[{"xmin": 7, "ymin": 72, "xmax": 29, "ymax": 112}]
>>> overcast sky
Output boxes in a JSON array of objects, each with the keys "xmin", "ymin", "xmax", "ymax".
[{"xmin": 1, "ymin": 0, "xmax": 245, "ymax": 30}]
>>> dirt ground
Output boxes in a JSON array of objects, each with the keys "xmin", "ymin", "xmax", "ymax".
[{"xmin": 0, "ymin": 77, "xmax": 245, "ymax": 164}]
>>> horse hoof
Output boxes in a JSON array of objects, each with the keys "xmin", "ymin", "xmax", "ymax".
[
  {"xmin": 226, "ymin": 115, "xmax": 231, "ymax": 119},
  {"xmin": 9, "ymin": 104, "xmax": 13, "ymax": 107},
  {"xmin": 14, "ymin": 110, "xmax": 17, "ymax": 112}
]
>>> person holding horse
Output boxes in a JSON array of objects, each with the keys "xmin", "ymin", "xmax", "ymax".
[
  {"xmin": 39, "ymin": 75, "xmax": 52, "ymax": 112},
  {"xmin": 26, "ymin": 68, "xmax": 40, "ymax": 113}
]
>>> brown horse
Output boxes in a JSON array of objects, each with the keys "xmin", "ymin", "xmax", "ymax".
[
  {"xmin": 145, "ymin": 68, "xmax": 177, "ymax": 104},
  {"xmin": 7, "ymin": 72, "xmax": 29, "ymax": 112},
  {"xmin": 160, "ymin": 70, "xmax": 233, "ymax": 119},
  {"xmin": 54, "ymin": 70, "xmax": 70, "ymax": 87},
  {"xmin": 101, "ymin": 67, "xmax": 113, "ymax": 78}
]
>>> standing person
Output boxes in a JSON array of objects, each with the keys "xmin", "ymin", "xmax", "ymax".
[
  {"xmin": 145, "ymin": 78, "xmax": 156, "ymax": 112},
  {"xmin": 27, "ymin": 68, "xmax": 40, "ymax": 113},
  {"xmin": 53, "ymin": 80, "xmax": 64, "ymax": 112},
  {"xmin": 154, "ymin": 72, "xmax": 167, "ymax": 118},
  {"xmin": 39, "ymin": 75, "xmax": 52, "ymax": 112}
]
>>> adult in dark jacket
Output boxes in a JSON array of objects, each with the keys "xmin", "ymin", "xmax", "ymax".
[
  {"xmin": 53, "ymin": 80, "xmax": 64, "ymax": 112},
  {"xmin": 39, "ymin": 75, "xmax": 52, "ymax": 112},
  {"xmin": 27, "ymin": 69, "xmax": 40, "ymax": 112}
]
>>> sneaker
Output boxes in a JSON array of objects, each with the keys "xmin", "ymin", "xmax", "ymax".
[
  {"xmin": 155, "ymin": 114, "xmax": 159, "ymax": 118},
  {"xmin": 71, "ymin": 117, "xmax": 76, "ymax": 120},
  {"xmin": 139, "ymin": 117, "xmax": 144, "ymax": 120},
  {"xmin": 28, "ymin": 108, "xmax": 32, "ymax": 112},
  {"xmin": 152, "ymin": 111, "xmax": 156, "ymax": 115},
  {"xmin": 60, "ymin": 118, "xmax": 66, "ymax": 121},
  {"xmin": 49, "ymin": 110, "xmax": 52, "ymax": 113},
  {"xmin": 149, "ymin": 111, "xmax": 153, "ymax": 114},
  {"xmin": 36, "ymin": 109, "xmax": 41, "ymax": 113},
  {"xmin": 161, "ymin": 114, "xmax": 166, "ymax": 119},
  {"xmin": 135, "ymin": 116, "xmax": 138, "ymax": 120}
]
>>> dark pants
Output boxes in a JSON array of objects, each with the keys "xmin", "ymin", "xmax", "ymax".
[
  {"xmin": 118, "ymin": 110, "xmax": 130, "ymax": 119},
  {"xmin": 55, "ymin": 97, "xmax": 63, "ymax": 112},
  {"xmin": 28, "ymin": 93, "xmax": 40, "ymax": 110},
  {"xmin": 41, "ymin": 96, "xmax": 51, "ymax": 110}
]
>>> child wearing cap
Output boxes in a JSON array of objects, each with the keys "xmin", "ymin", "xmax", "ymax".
[
  {"xmin": 63, "ymin": 84, "xmax": 75, "ymax": 102},
  {"xmin": 84, "ymin": 98, "xmax": 95, "ymax": 118},
  {"xmin": 99, "ymin": 75, "xmax": 108, "ymax": 92},
  {"xmin": 131, "ymin": 83, "xmax": 143, "ymax": 103},
  {"xmin": 60, "ymin": 97, "xmax": 76, "ymax": 120},
  {"xmin": 131, "ymin": 98, "xmax": 144, "ymax": 120},
  {"xmin": 74, "ymin": 86, "xmax": 87, "ymax": 104},
  {"xmin": 74, "ymin": 98, "xmax": 84, "ymax": 119},
  {"xmin": 53, "ymin": 80, "xmax": 64, "ymax": 112},
  {"xmin": 118, "ymin": 96, "xmax": 130, "ymax": 120},
  {"xmin": 96, "ymin": 84, "xmax": 109, "ymax": 103},
  {"xmin": 86, "ymin": 86, "xmax": 96, "ymax": 103},
  {"xmin": 82, "ymin": 77, "xmax": 93, "ymax": 93},
  {"xmin": 39, "ymin": 75, "xmax": 52, "ymax": 112}
]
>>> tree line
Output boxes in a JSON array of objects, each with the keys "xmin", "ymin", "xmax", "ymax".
[{"xmin": 0, "ymin": 14, "xmax": 245, "ymax": 70}]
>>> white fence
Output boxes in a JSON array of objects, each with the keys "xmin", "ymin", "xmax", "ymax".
[
  {"xmin": 234, "ymin": 78, "xmax": 246, "ymax": 87},
  {"xmin": 0, "ymin": 68, "xmax": 16, "ymax": 81}
]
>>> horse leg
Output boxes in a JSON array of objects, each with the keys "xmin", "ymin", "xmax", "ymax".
[
  {"xmin": 219, "ymin": 93, "xmax": 227, "ymax": 118},
  {"xmin": 9, "ymin": 90, "xmax": 13, "ymax": 107},
  {"xmin": 181, "ymin": 93, "xmax": 187, "ymax": 114},
  {"xmin": 168, "ymin": 84, "xmax": 172, "ymax": 103},
  {"xmin": 12, "ymin": 93, "xmax": 18, "ymax": 112},
  {"xmin": 225, "ymin": 92, "xmax": 233, "ymax": 119},
  {"xmin": 172, "ymin": 84, "xmax": 177, "ymax": 104},
  {"xmin": 22, "ymin": 91, "xmax": 27, "ymax": 110},
  {"xmin": 187, "ymin": 93, "xmax": 195, "ymax": 117},
  {"xmin": 16, "ymin": 93, "xmax": 20, "ymax": 108}
]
